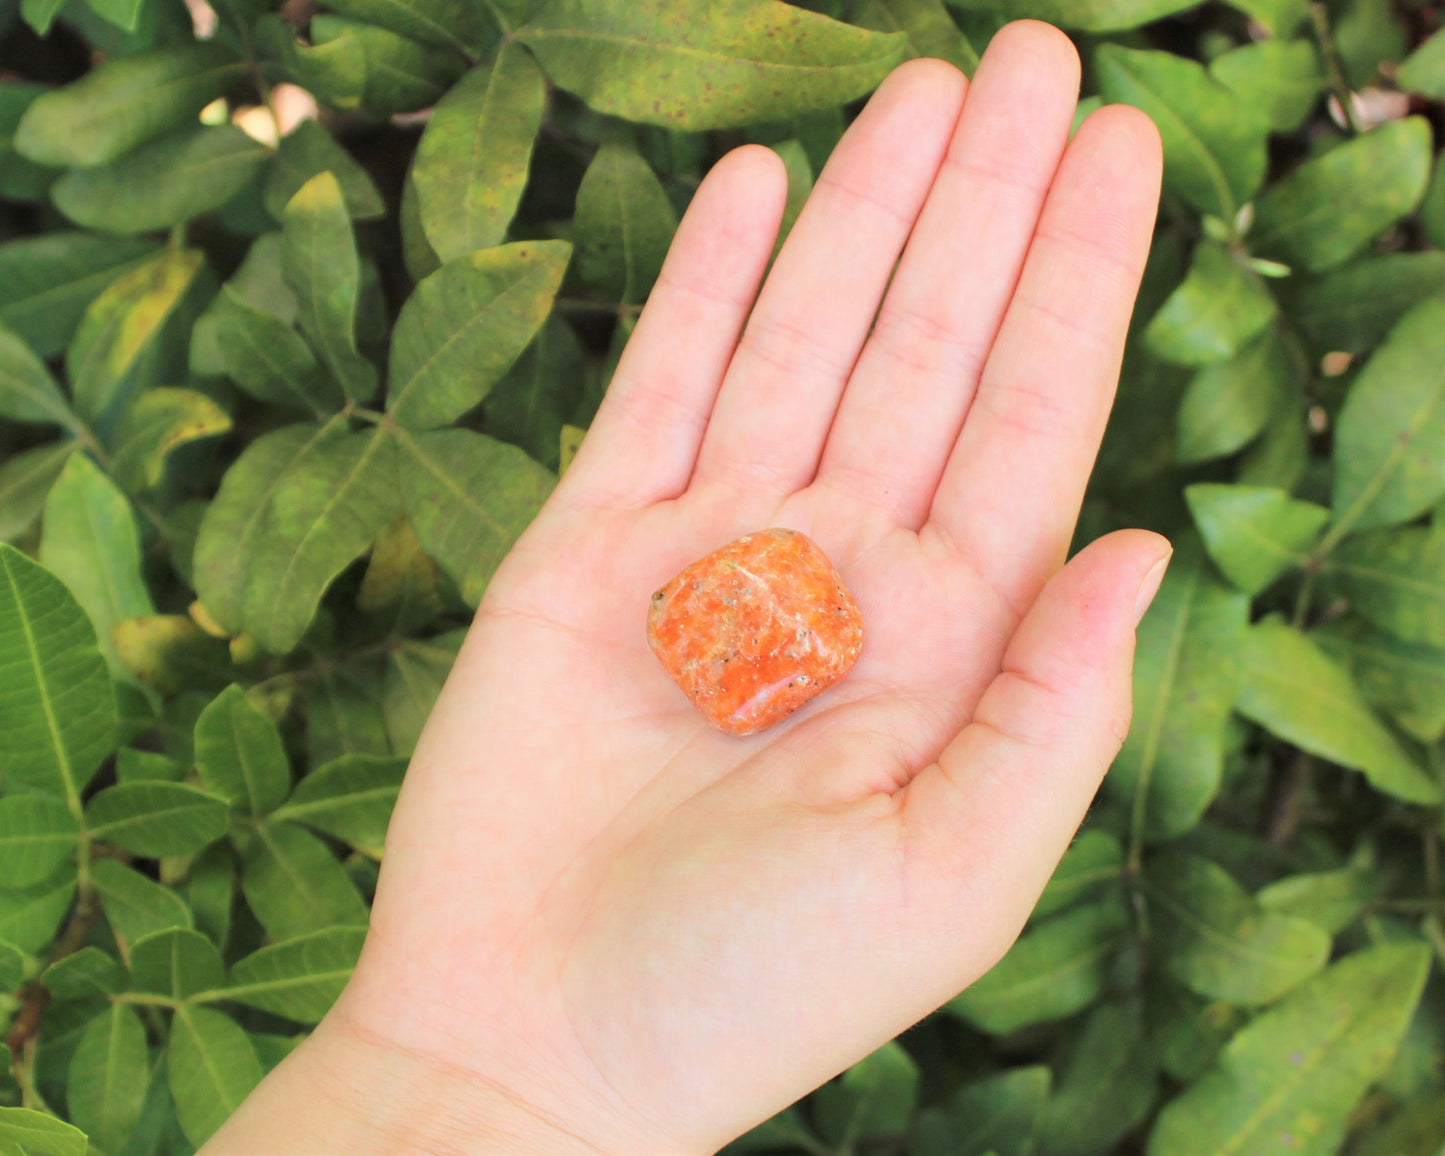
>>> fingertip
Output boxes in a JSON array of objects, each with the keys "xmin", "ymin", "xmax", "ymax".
[
  {"xmin": 702, "ymin": 143, "xmax": 790, "ymax": 230},
  {"xmin": 985, "ymin": 19, "xmax": 1081, "ymax": 92},
  {"xmin": 1080, "ymin": 102, "xmax": 1164, "ymax": 189},
  {"xmin": 878, "ymin": 53, "xmax": 970, "ymax": 102}
]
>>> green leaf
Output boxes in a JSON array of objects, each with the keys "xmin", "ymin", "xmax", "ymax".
[
  {"xmin": 110, "ymin": 387, "xmax": 232, "ymax": 494},
  {"xmin": 271, "ymin": 754, "xmax": 405, "ymax": 856},
  {"xmin": 0, "ymin": 941, "xmax": 24, "ymax": 992},
  {"xmin": 51, "ymin": 125, "xmax": 271, "ymax": 235},
  {"xmin": 167, "ymin": 1005, "xmax": 263, "ymax": 1146},
  {"xmin": 813, "ymin": 1040, "xmax": 918, "ymax": 1147},
  {"xmin": 0, "ymin": 1108, "xmax": 87, "ymax": 1156},
  {"xmin": 486, "ymin": 316, "xmax": 587, "ymax": 473},
  {"xmin": 1208, "ymin": 39, "xmax": 1323, "ymax": 134},
  {"xmin": 317, "ymin": 0, "xmax": 491, "ymax": 54},
  {"xmin": 264, "ymin": 119, "xmax": 384, "ymax": 222},
  {"xmin": 210, "ymin": 286, "xmax": 342, "ymax": 418},
  {"xmin": 0, "ymin": 442, "xmax": 80, "ymax": 544},
  {"xmin": 85, "ymin": 782, "xmax": 228, "ymax": 857},
  {"xmin": 948, "ymin": 895, "xmax": 1128, "ymax": 1034},
  {"xmin": 960, "ymin": 0, "xmax": 1199, "ymax": 31},
  {"xmin": 909, "ymin": 1066, "xmax": 1047, "ymax": 1156},
  {"xmin": 850, "ymin": 0, "xmax": 977, "ymax": 73},
  {"xmin": 400, "ymin": 169, "xmax": 441, "ymax": 284},
  {"xmin": 386, "ymin": 240, "xmax": 571, "ymax": 429},
  {"xmin": 40, "ymin": 452, "xmax": 155, "ymax": 679},
  {"xmin": 281, "ymin": 172, "xmax": 378, "ymax": 404},
  {"xmin": 194, "ymin": 684, "xmax": 291, "ymax": 818},
  {"xmin": 1250, "ymin": 118, "xmax": 1432, "ymax": 273},
  {"xmin": 412, "ymin": 44, "xmax": 547, "ymax": 263},
  {"xmin": 1225, "ymin": 0, "xmax": 1307, "ymax": 33},
  {"xmin": 240, "ymin": 821, "xmax": 368, "ymax": 941},
  {"xmin": 1281, "ymin": 252, "xmax": 1445, "ymax": 356},
  {"xmin": 380, "ymin": 629, "xmax": 463, "ymax": 755},
  {"xmin": 66, "ymin": 1004, "xmax": 147, "ymax": 1154},
  {"xmin": 1423, "ymin": 157, "xmax": 1445, "ymax": 251},
  {"xmin": 0, "ymin": 233, "xmax": 160, "ymax": 358},
  {"xmin": 393, "ymin": 426, "xmax": 554, "ymax": 605},
  {"xmin": 239, "ymin": 427, "xmax": 400, "ymax": 654},
  {"xmin": 0, "ymin": 543, "xmax": 116, "ymax": 801},
  {"xmin": 41, "ymin": 946, "xmax": 126, "ymax": 1001},
  {"xmin": 1148, "ymin": 943, "xmax": 1430, "ymax": 1156},
  {"xmin": 1396, "ymin": 26, "xmax": 1445, "ymax": 98},
  {"xmin": 1331, "ymin": 296, "xmax": 1445, "ymax": 533},
  {"xmin": 1143, "ymin": 242, "xmax": 1277, "ymax": 366},
  {"xmin": 1236, "ymin": 616, "xmax": 1439, "ymax": 803},
  {"xmin": 573, "ymin": 136, "xmax": 678, "ymax": 304},
  {"xmin": 0, "ymin": 795, "xmax": 78, "ymax": 888},
  {"xmin": 67, "ymin": 247, "xmax": 206, "ymax": 428},
  {"xmin": 91, "ymin": 858, "xmax": 191, "ymax": 951},
  {"xmin": 1313, "ymin": 616, "xmax": 1445, "ymax": 743},
  {"xmin": 1148, "ymin": 980, "xmax": 1248, "ymax": 1084},
  {"xmin": 1143, "ymin": 852, "xmax": 1329, "ymax": 1004},
  {"xmin": 311, "ymin": 16, "xmax": 470, "ymax": 119},
  {"xmin": 1095, "ymin": 45, "xmax": 1267, "ymax": 220},
  {"xmin": 516, "ymin": 0, "xmax": 907, "ymax": 130},
  {"xmin": 116, "ymin": 747, "xmax": 184, "ymax": 784},
  {"xmin": 1107, "ymin": 540, "xmax": 1248, "ymax": 842},
  {"xmin": 129, "ymin": 927, "xmax": 224, "ymax": 999},
  {"xmin": 1185, "ymin": 483, "xmax": 1329, "ymax": 595},
  {"xmin": 1257, "ymin": 864, "xmax": 1376, "ymax": 935},
  {"xmin": 0, "ymin": 325, "xmax": 75, "ymax": 429},
  {"xmin": 0, "ymin": 869, "xmax": 76, "ymax": 952},
  {"xmin": 304, "ymin": 661, "xmax": 392, "ymax": 765},
  {"xmin": 193, "ymin": 418, "xmax": 349, "ymax": 633},
  {"xmin": 0, "ymin": 83, "xmax": 57, "ymax": 200},
  {"xmin": 12, "ymin": 44, "xmax": 245, "ymax": 168},
  {"xmin": 112, "ymin": 615, "xmax": 233, "ymax": 697},
  {"xmin": 1033, "ymin": 829, "xmax": 1122, "ymax": 921},
  {"xmin": 357, "ymin": 517, "xmax": 445, "ymax": 630},
  {"xmin": 221, "ymin": 925, "xmax": 365, "ymax": 1023},
  {"xmin": 1328, "ymin": 526, "xmax": 1445, "ymax": 649},
  {"xmin": 1036, "ymin": 1000, "xmax": 1157, "ymax": 1156},
  {"xmin": 254, "ymin": 14, "xmax": 367, "ymax": 111},
  {"xmin": 18, "ymin": 0, "xmax": 66, "ymax": 39},
  {"xmin": 1175, "ymin": 328, "xmax": 1294, "ymax": 464},
  {"xmin": 189, "ymin": 842, "xmax": 235, "ymax": 952},
  {"xmin": 86, "ymin": 0, "xmax": 146, "ymax": 33}
]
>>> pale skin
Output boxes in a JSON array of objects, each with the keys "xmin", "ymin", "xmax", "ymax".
[{"xmin": 204, "ymin": 22, "xmax": 1166, "ymax": 1155}]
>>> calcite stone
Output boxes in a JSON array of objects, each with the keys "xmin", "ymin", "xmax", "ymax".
[{"xmin": 646, "ymin": 528, "xmax": 864, "ymax": 735}]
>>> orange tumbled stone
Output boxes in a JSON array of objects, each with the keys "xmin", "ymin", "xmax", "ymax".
[{"xmin": 646, "ymin": 528, "xmax": 864, "ymax": 735}]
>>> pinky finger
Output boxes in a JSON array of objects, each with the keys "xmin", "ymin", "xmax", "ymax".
[{"xmin": 556, "ymin": 145, "xmax": 787, "ymax": 510}]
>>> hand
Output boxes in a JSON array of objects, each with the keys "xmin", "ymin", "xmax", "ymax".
[{"xmin": 204, "ymin": 21, "xmax": 1166, "ymax": 1156}]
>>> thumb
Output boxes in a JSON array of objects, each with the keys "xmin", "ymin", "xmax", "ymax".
[{"xmin": 898, "ymin": 528, "xmax": 1171, "ymax": 1002}]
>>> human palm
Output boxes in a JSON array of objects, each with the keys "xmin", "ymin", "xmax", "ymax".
[{"xmin": 210, "ymin": 20, "xmax": 1167, "ymax": 1156}]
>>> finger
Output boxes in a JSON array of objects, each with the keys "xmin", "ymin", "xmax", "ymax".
[
  {"xmin": 897, "ymin": 529, "xmax": 1171, "ymax": 1001},
  {"xmin": 557, "ymin": 144, "xmax": 787, "ymax": 509},
  {"xmin": 928, "ymin": 106, "xmax": 1163, "ymax": 604},
  {"xmin": 689, "ymin": 58, "xmax": 968, "ymax": 496},
  {"xmin": 815, "ymin": 21, "xmax": 1080, "ymax": 527}
]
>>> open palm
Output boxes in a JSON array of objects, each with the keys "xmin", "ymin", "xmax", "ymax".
[{"xmin": 211, "ymin": 21, "xmax": 1167, "ymax": 1156}]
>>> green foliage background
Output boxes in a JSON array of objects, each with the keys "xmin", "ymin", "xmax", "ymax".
[{"xmin": 0, "ymin": 0, "xmax": 1443, "ymax": 1149}]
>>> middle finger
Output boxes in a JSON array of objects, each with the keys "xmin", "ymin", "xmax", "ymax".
[{"xmin": 812, "ymin": 21, "xmax": 1081, "ymax": 528}]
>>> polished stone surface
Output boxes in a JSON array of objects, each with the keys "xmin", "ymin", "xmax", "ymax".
[{"xmin": 647, "ymin": 528, "xmax": 864, "ymax": 735}]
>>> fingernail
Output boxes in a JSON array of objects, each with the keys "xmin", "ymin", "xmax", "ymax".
[{"xmin": 1133, "ymin": 552, "xmax": 1172, "ymax": 627}]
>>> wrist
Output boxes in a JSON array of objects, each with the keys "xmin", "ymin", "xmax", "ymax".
[{"xmin": 200, "ymin": 1001, "xmax": 620, "ymax": 1156}]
